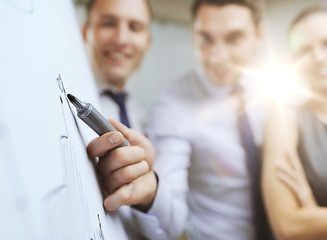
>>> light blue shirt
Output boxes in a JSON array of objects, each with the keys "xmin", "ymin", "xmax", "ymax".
[{"xmin": 132, "ymin": 66, "xmax": 268, "ymax": 240}]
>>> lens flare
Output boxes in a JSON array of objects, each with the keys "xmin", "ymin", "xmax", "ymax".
[{"xmin": 242, "ymin": 60, "xmax": 310, "ymax": 107}]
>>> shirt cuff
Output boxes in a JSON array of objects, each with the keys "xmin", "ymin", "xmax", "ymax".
[{"xmin": 131, "ymin": 175, "xmax": 171, "ymax": 240}]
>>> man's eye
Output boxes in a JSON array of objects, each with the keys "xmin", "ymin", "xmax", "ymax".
[
  {"xmin": 130, "ymin": 22, "xmax": 144, "ymax": 32},
  {"xmin": 228, "ymin": 37, "xmax": 240, "ymax": 44},
  {"xmin": 101, "ymin": 21, "xmax": 116, "ymax": 27},
  {"xmin": 201, "ymin": 34, "xmax": 213, "ymax": 45},
  {"xmin": 227, "ymin": 34, "xmax": 243, "ymax": 45}
]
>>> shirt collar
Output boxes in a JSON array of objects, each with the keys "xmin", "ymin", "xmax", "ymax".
[
  {"xmin": 195, "ymin": 65, "xmax": 239, "ymax": 98},
  {"xmin": 194, "ymin": 65, "xmax": 256, "ymax": 101}
]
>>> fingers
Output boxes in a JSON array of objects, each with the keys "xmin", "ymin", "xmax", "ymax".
[
  {"xmin": 101, "ymin": 160, "xmax": 149, "ymax": 193},
  {"xmin": 97, "ymin": 146, "xmax": 146, "ymax": 175},
  {"xmin": 87, "ymin": 131, "xmax": 124, "ymax": 157},
  {"xmin": 127, "ymin": 171, "xmax": 158, "ymax": 212},
  {"xmin": 276, "ymin": 160, "xmax": 300, "ymax": 195},
  {"xmin": 103, "ymin": 171, "xmax": 158, "ymax": 212},
  {"xmin": 286, "ymin": 150, "xmax": 305, "ymax": 173},
  {"xmin": 276, "ymin": 160, "xmax": 317, "ymax": 207},
  {"xmin": 276, "ymin": 161, "xmax": 297, "ymax": 181},
  {"xmin": 109, "ymin": 119, "xmax": 155, "ymax": 167},
  {"xmin": 285, "ymin": 151, "xmax": 296, "ymax": 170},
  {"xmin": 104, "ymin": 183, "xmax": 135, "ymax": 211},
  {"xmin": 86, "ymin": 119, "xmax": 157, "ymax": 212},
  {"xmin": 276, "ymin": 167, "xmax": 298, "ymax": 192},
  {"xmin": 276, "ymin": 160, "xmax": 301, "ymax": 200},
  {"xmin": 109, "ymin": 119, "xmax": 148, "ymax": 146}
]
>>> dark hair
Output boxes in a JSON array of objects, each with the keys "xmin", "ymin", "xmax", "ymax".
[
  {"xmin": 191, "ymin": 0, "xmax": 261, "ymax": 25},
  {"xmin": 85, "ymin": 0, "xmax": 152, "ymax": 24},
  {"xmin": 288, "ymin": 6, "xmax": 327, "ymax": 34}
]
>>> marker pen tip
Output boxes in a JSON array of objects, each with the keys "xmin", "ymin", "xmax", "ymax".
[
  {"xmin": 67, "ymin": 94, "xmax": 75, "ymax": 102},
  {"xmin": 67, "ymin": 93, "xmax": 85, "ymax": 109}
]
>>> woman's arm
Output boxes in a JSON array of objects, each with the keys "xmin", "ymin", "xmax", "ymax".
[
  {"xmin": 276, "ymin": 150, "xmax": 317, "ymax": 208},
  {"xmin": 262, "ymin": 105, "xmax": 327, "ymax": 240}
]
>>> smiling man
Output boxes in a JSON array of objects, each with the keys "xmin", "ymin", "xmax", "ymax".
[
  {"xmin": 83, "ymin": 0, "xmax": 151, "ymax": 131},
  {"xmin": 191, "ymin": 1, "xmax": 260, "ymax": 87},
  {"xmin": 82, "ymin": 0, "xmax": 159, "ymax": 239},
  {"xmin": 146, "ymin": 0, "xmax": 272, "ymax": 239}
]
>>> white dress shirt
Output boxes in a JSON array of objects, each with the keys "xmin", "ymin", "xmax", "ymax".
[
  {"xmin": 94, "ymin": 76, "xmax": 147, "ymax": 133},
  {"xmin": 93, "ymin": 77, "xmax": 152, "ymax": 239},
  {"xmin": 132, "ymin": 66, "xmax": 268, "ymax": 240}
]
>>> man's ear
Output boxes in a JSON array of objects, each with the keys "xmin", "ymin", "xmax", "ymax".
[{"xmin": 82, "ymin": 24, "xmax": 88, "ymax": 42}]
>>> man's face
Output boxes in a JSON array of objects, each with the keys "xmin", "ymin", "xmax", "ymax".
[
  {"xmin": 192, "ymin": 4, "xmax": 261, "ymax": 86},
  {"xmin": 289, "ymin": 13, "xmax": 327, "ymax": 92},
  {"xmin": 83, "ymin": 0, "xmax": 151, "ymax": 89}
]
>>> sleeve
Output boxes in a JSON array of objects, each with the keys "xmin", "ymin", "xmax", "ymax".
[{"xmin": 130, "ymin": 93, "xmax": 192, "ymax": 240}]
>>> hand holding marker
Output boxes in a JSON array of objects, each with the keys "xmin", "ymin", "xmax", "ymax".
[{"xmin": 67, "ymin": 94, "xmax": 130, "ymax": 148}]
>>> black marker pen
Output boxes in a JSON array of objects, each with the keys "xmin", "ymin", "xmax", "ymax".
[{"xmin": 67, "ymin": 94, "xmax": 130, "ymax": 148}]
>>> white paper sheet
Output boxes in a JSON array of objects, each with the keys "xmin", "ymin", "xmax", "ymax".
[{"xmin": 0, "ymin": 0, "xmax": 128, "ymax": 239}]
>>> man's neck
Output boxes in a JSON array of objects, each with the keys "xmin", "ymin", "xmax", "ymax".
[
  {"xmin": 107, "ymin": 79, "xmax": 125, "ymax": 92},
  {"xmin": 93, "ymin": 71, "xmax": 126, "ymax": 93}
]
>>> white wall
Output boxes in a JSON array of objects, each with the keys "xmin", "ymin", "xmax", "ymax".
[{"xmin": 128, "ymin": 21, "xmax": 195, "ymax": 112}]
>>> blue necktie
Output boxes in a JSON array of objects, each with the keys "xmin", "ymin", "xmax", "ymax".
[
  {"xmin": 103, "ymin": 90, "xmax": 131, "ymax": 128},
  {"xmin": 237, "ymin": 90, "xmax": 271, "ymax": 240}
]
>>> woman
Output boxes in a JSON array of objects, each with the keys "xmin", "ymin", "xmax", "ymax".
[{"xmin": 262, "ymin": 6, "xmax": 327, "ymax": 240}]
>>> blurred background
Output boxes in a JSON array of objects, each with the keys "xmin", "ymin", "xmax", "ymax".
[
  {"xmin": 73, "ymin": 1, "xmax": 325, "ymax": 239},
  {"xmin": 74, "ymin": 0, "xmax": 324, "ymax": 114}
]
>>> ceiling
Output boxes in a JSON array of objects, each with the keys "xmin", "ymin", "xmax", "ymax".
[
  {"xmin": 74, "ymin": 0, "xmax": 193, "ymax": 24},
  {"xmin": 75, "ymin": 0, "xmax": 290, "ymax": 25}
]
